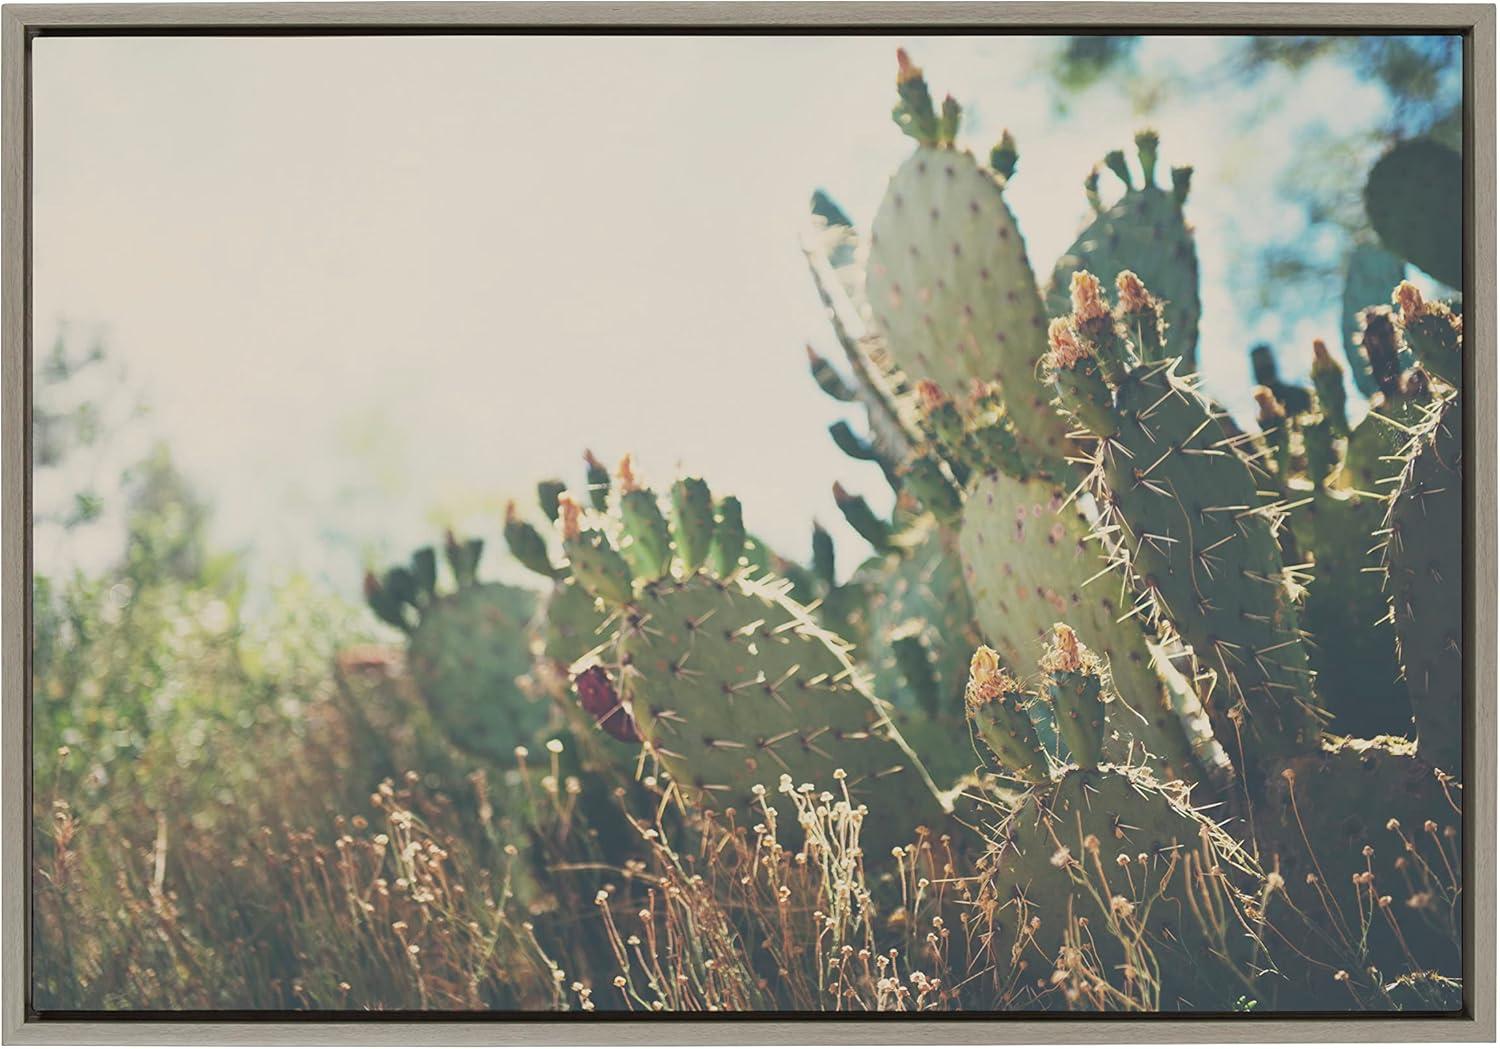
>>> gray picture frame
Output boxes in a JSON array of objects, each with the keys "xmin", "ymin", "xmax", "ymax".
[{"xmin": 1, "ymin": 3, "xmax": 1493, "ymax": 1042}]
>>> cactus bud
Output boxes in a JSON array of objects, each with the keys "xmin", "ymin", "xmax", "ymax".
[
  {"xmin": 1084, "ymin": 166, "xmax": 1102, "ymax": 211},
  {"xmin": 895, "ymin": 47, "xmax": 920, "ymax": 83},
  {"xmin": 410, "ymin": 546, "xmax": 437, "ymax": 600},
  {"xmin": 1311, "ymin": 339, "xmax": 1349, "ymax": 437},
  {"xmin": 832, "ymin": 483, "xmax": 893, "ymax": 552},
  {"xmin": 671, "ymin": 477, "xmax": 716, "ymax": 574},
  {"xmin": 584, "ymin": 450, "xmax": 611, "ymax": 511},
  {"xmin": 1357, "ymin": 307, "xmax": 1404, "ymax": 400},
  {"xmin": 537, "ymin": 479, "xmax": 566, "ymax": 523},
  {"xmin": 990, "ymin": 129, "xmax": 1019, "ymax": 180},
  {"xmin": 616, "ymin": 454, "xmax": 640, "ymax": 494},
  {"xmin": 965, "ymin": 646, "xmax": 1049, "ymax": 782},
  {"xmin": 1170, "ymin": 165, "xmax": 1193, "ymax": 206},
  {"xmin": 1046, "ymin": 318, "xmax": 1089, "ymax": 372},
  {"xmin": 1393, "ymin": 280, "xmax": 1461, "ymax": 388},
  {"xmin": 1041, "ymin": 623, "xmax": 1085, "ymax": 674},
  {"xmin": 1069, "ymin": 270, "xmax": 1111, "ymax": 325},
  {"xmin": 1039, "ymin": 625, "xmax": 1108, "ymax": 770},
  {"xmin": 938, "ymin": 94, "xmax": 961, "ymax": 147},
  {"xmin": 807, "ymin": 345, "xmax": 856, "ymax": 402},
  {"xmin": 708, "ymin": 495, "xmax": 746, "ymax": 579},
  {"xmin": 811, "ymin": 520, "xmax": 836, "ymax": 587},
  {"xmin": 1134, "ymin": 129, "xmax": 1160, "ymax": 184},
  {"xmin": 558, "ymin": 494, "xmax": 582, "ymax": 542},
  {"xmin": 505, "ymin": 502, "xmax": 561, "ymax": 581},
  {"xmin": 1393, "ymin": 280, "xmax": 1425, "ymax": 325},
  {"xmin": 1103, "ymin": 149, "xmax": 1133, "ymax": 189}
]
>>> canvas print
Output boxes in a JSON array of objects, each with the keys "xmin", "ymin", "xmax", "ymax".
[{"xmin": 30, "ymin": 34, "xmax": 1465, "ymax": 1015}]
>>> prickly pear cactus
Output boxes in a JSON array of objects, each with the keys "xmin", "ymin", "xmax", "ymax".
[
  {"xmin": 1383, "ymin": 394, "xmax": 1462, "ymax": 775},
  {"xmin": 1248, "ymin": 343, "xmax": 1407, "ymax": 739},
  {"xmin": 549, "ymin": 468, "xmax": 949, "ymax": 851},
  {"xmin": 1047, "ymin": 272, "xmax": 1323, "ymax": 780},
  {"xmin": 849, "ymin": 517, "xmax": 979, "ymax": 720},
  {"xmin": 1259, "ymin": 737, "xmax": 1462, "ymax": 983},
  {"xmin": 957, "ymin": 470, "xmax": 1208, "ymax": 783},
  {"xmin": 975, "ymin": 767, "xmax": 1254, "ymax": 1009},
  {"xmin": 366, "ymin": 539, "xmax": 547, "ymax": 763},
  {"xmin": 1365, "ymin": 138, "xmax": 1462, "ymax": 289},
  {"xmin": 865, "ymin": 51, "xmax": 1071, "ymax": 470},
  {"xmin": 965, "ymin": 637, "xmax": 1253, "ymax": 1009},
  {"xmin": 1046, "ymin": 131, "xmax": 1201, "ymax": 370}
]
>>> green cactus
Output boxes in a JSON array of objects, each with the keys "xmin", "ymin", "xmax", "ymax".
[
  {"xmin": 1259, "ymin": 737, "xmax": 1461, "ymax": 983},
  {"xmin": 1047, "ymin": 131, "xmax": 1201, "ymax": 371},
  {"xmin": 1246, "ymin": 346, "xmax": 1407, "ymax": 739},
  {"xmin": 1365, "ymin": 138, "xmax": 1462, "ymax": 289},
  {"xmin": 366, "ymin": 541, "xmax": 548, "ymax": 763},
  {"xmin": 865, "ymin": 53, "xmax": 1072, "ymax": 471},
  {"xmin": 965, "ymin": 649, "xmax": 1257, "ymax": 1016},
  {"xmin": 1383, "ymin": 394, "xmax": 1462, "ymax": 775},
  {"xmin": 847, "ymin": 517, "xmax": 979, "ymax": 722},
  {"xmin": 552, "ymin": 467, "xmax": 950, "ymax": 851},
  {"xmin": 1047, "ymin": 272, "xmax": 1323, "ymax": 782}
]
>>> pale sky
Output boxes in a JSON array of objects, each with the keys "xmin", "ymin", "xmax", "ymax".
[{"xmin": 31, "ymin": 34, "xmax": 1443, "ymax": 594}]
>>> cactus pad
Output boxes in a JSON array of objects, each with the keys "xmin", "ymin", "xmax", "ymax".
[
  {"xmin": 406, "ymin": 580, "xmax": 548, "ymax": 763},
  {"xmin": 1047, "ymin": 135, "xmax": 1201, "ymax": 369},
  {"xmin": 1383, "ymin": 397, "xmax": 1462, "ymax": 774}
]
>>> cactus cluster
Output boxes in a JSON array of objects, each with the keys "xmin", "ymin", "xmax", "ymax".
[{"xmin": 359, "ymin": 52, "xmax": 1464, "ymax": 1012}]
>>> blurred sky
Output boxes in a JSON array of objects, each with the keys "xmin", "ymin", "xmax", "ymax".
[{"xmin": 31, "ymin": 34, "xmax": 1454, "ymax": 594}]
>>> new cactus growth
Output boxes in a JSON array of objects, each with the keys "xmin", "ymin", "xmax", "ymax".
[
  {"xmin": 965, "ymin": 645, "xmax": 1050, "ymax": 783},
  {"xmin": 1039, "ymin": 625, "xmax": 1111, "ymax": 770}
]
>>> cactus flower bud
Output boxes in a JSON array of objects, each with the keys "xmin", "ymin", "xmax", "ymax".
[
  {"xmin": 896, "ymin": 47, "xmax": 921, "ymax": 83},
  {"xmin": 558, "ymin": 494, "xmax": 582, "ymax": 541},
  {"xmin": 1046, "ymin": 318, "xmax": 1088, "ymax": 372},
  {"xmin": 1069, "ymin": 271, "xmax": 1110, "ymax": 324},
  {"xmin": 1115, "ymin": 270, "xmax": 1153, "ymax": 314},
  {"xmin": 1394, "ymin": 280, "xmax": 1425, "ymax": 324},
  {"xmin": 1043, "ymin": 623, "xmax": 1083, "ymax": 673}
]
